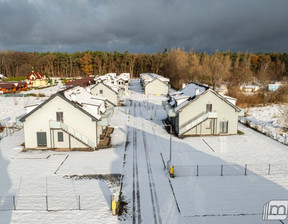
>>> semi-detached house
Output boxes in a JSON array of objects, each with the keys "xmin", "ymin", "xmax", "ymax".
[
  {"xmin": 140, "ymin": 73, "xmax": 170, "ymax": 95},
  {"xmin": 20, "ymin": 86, "xmax": 111, "ymax": 150},
  {"xmin": 90, "ymin": 82, "xmax": 119, "ymax": 106},
  {"xmin": 163, "ymin": 82, "xmax": 241, "ymax": 137}
]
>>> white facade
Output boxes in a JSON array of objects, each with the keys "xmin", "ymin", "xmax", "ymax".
[
  {"xmin": 90, "ymin": 82, "xmax": 119, "ymax": 106},
  {"xmin": 163, "ymin": 82, "xmax": 241, "ymax": 137},
  {"xmin": 21, "ymin": 94, "xmax": 100, "ymax": 150},
  {"xmin": 144, "ymin": 78, "xmax": 169, "ymax": 95},
  {"xmin": 20, "ymin": 87, "xmax": 110, "ymax": 150}
]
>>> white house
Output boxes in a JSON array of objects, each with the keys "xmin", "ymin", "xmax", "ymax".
[
  {"xmin": 140, "ymin": 73, "xmax": 170, "ymax": 95},
  {"xmin": 268, "ymin": 82, "xmax": 283, "ymax": 91},
  {"xmin": 240, "ymin": 84, "xmax": 260, "ymax": 92},
  {"xmin": 163, "ymin": 82, "xmax": 241, "ymax": 137},
  {"xmin": 20, "ymin": 87, "xmax": 111, "ymax": 150},
  {"xmin": 90, "ymin": 82, "xmax": 120, "ymax": 106},
  {"xmin": 144, "ymin": 78, "xmax": 169, "ymax": 95}
]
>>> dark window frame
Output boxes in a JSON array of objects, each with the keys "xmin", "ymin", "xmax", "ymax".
[
  {"xmin": 206, "ymin": 104, "xmax": 212, "ymax": 112},
  {"xmin": 58, "ymin": 132, "xmax": 64, "ymax": 142},
  {"xmin": 220, "ymin": 121, "xmax": 228, "ymax": 133},
  {"xmin": 56, "ymin": 112, "xmax": 63, "ymax": 122}
]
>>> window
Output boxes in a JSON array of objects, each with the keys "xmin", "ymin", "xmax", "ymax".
[
  {"xmin": 220, "ymin": 121, "xmax": 228, "ymax": 133},
  {"xmin": 56, "ymin": 112, "xmax": 63, "ymax": 122},
  {"xmin": 58, "ymin": 132, "xmax": 63, "ymax": 142},
  {"xmin": 206, "ymin": 104, "xmax": 212, "ymax": 112},
  {"xmin": 99, "ymin": 90, "xmax": 103, "ymax": 94}
]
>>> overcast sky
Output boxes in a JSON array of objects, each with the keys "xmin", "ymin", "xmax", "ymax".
[{"xmin": 0, "ymin": 0, "xmax": 287, "ymax": 53}]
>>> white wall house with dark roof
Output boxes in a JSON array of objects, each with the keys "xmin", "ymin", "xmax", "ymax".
[
  {"xmin": 163, "ymin": 82, "xmax": 241, "ymax": 137},
  {"xmin": 20, "ymin": 87, "xmax": 109, "ymax": 150},
  {"xmin": 144, "ymin": 78, "xmax": 169, "ymax": 95},
  {"xmin": 90, "ymin": 82, "xmax": 119, "ymax": 106},
  {"xmin": 140, "ymin": 73, "xmax": 170, "ymax": 95}
]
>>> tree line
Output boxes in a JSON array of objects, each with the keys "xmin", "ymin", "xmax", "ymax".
[
  {"xmin": 0, "ymin": 50, "xmax": 166, "ymax": 79},
  {"xmin": 1, "ymin": 49, "xmax": 288, "ymax": 90},
  {"xmin": 163, "ymin": 48, "xmax": 288, "ymax": 90}
]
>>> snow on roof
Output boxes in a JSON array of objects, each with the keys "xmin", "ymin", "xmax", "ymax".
[
  {"xmin": 171, "ymin": 82, "xmax": 208, "ymax": 99},
  {"xmin": 64, "ymin": 86, "xmax": 105, "ymax": 119},
  {"xmin": 174, "ymin": 100, "xmax": 191, "ymax": 111},
  {"xmin": 140, "ymin": 73, "xmax": 170, "ymax": 83},
  {"xmin": 119, "ymin": 73, "xmax": 130, "ymax": 79}
]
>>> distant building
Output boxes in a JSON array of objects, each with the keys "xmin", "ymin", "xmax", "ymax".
[
  {"xmin": 268, "ymin": 82, "xmax": 283, "ymax": 91},
  {"xmin": 240, "ymin": 84, "xmax": 260, "ymax": 92},
  {"xmin": 90, "ymin": 82, "xmax": 120, "ymax": 106},
  {"xmin": 0, "ymin": 82, "xmax": 17, "ymax": 93},
  {"xmin": 26, "ymin": 72, "xmax": 47, "ymax": 87},
  {"xmin": 215, "ymin": 84, "xmax": 228, "ymax": 95},
  {"xmin": 65, "ymin": 77, "xmax": 95, "ymax": 88},
  {"xmin": 0, "ymin": 81, "xmax": 29, "ymax": 93},
  {"xmin": 140, "ymin": 73, "xmax": 170, "ymax": 95}
]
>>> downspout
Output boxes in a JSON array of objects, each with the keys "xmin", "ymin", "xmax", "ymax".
[
  {"xmin": 69, "ymin": 134, "xmax": 71, "ymax": 150},
  {"xmin": 96, "ymin": 121, "xmax": 98, "ymax": 149},
  {"xmin": 50, "ymin": 129, "xmax": 53, "ymax": 149}
]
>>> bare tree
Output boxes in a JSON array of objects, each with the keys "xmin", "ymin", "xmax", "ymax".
[{"xmin": 279, "ymin": 104, "xmax": 288, "ymax": 130}]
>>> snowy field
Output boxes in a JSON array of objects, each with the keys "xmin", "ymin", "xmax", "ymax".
[
  {"xmin": 240, "ymin": 105, "xmax": 288, "ymax": 145},
  {"xmin": 1, "ymin": 81, "xmax": 288, "ymax": 223},
  {"xmin": 0, "ymin": 85, "xmax": 65, "ymax": 127}
]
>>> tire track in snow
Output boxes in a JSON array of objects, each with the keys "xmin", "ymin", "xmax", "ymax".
[
  {"xmin": 132, "ymin": 101, "xmax": 141, "ymax": 224},
  {"xmin": 139, "ymin": 103, "xmax": 162, "ymax": 224}
]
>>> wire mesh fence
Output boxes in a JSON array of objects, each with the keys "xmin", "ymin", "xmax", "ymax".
[
  {"xmin": 0, "ymin": 194, "xmax": 111, "ymax": 211},
  {"xmin": 0, "ymin": 125, "xmax": 22, "ymax": 140},
  {"xmin": 174, "ymin": 164, "xmax": 288, "ymax": 177},
  {"xmin": 239, "ymin": 117, "xmax": 288, "ymax": 145}
]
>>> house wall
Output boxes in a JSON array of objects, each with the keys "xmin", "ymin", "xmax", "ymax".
[
  {"xmin": 145, "ymin": 79, "xmax": 168, "ymax": 95},
  {"xmin": 178, "ymin": 91, "xmax": 238, "ymax": 136},
  {"xmin": 23, "ymin": 95, "xmax": 98, "ymax": 149},
  {"xmin": 90, "ymin": 83, "xmax": 119, "ymax": 106}
]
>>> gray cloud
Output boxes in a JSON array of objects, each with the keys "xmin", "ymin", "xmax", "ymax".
[{"xmin": 0, "ymin": 0, "xmax": 287, "ymax": 53}]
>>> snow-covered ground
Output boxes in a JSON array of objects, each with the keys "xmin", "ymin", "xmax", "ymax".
[
  {"xmin": 1, "ymin": 81, "xmax": 288, "ymax": 223},
  {"xmin": 240, "ymin": 105, "xmax": 288, "ymax": 145},
  {"xmin": 0, "ymin": 85, "xmax": 65, "ymax": 127}
]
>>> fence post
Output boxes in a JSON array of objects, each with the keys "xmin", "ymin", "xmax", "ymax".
[
  {"xmin": 78, "ymin": 195, "xmax": 81, "ymax": 210},
  {"xmin": 268, "ymin": 164, "xmax": 271, "ymax": 175},
  {"xmin": 196, "ymin": 165, "xmax": 199, "ymax": 176},
  {"xmin": 13, "ymin": 195, "xmax": 16, "ymax": 210},
  {"xmin": 46, "ymin": 195, "xmax": 48, "ymax": 211},
  {"xmin": 221, "ymin": 165, "xmax": 223, "ymax": 176},
  {"xmin": 245, "ymin": 164, "xmax": 247, "ymax": 176}
]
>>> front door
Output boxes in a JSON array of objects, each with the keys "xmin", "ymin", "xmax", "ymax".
[{"xmin": 37, "ymin": 132, "xmax": 47, "ymax": 147}]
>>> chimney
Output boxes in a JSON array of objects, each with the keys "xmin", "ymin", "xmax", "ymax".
[
  {"xmin": 195, "ymin": 88, "xmax": 200, "ymax": 95},
  {"xmin": 182, "ymin": 83, "xmax": 186, "ymax": 89}
]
